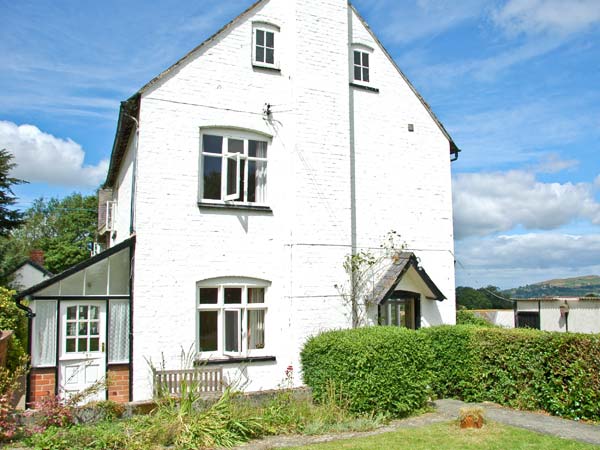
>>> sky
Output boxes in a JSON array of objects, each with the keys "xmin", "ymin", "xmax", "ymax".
[{"xmin": 1, "ymin": 0, "xmax": 599, "ymax": 289}]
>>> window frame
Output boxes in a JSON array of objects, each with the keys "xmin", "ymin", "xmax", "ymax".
[
  {"xmin": 252, "ymin": 22, "xmax": 280, "ymax": 69},
  {"xmin": 199, "ymin": 128, "xmax": 271, "ymax": 207},
  {"xmin": 196, "ymin": 278, "xmax": 270, "ymax": 358},
  {"xmin": 351, "ymin": 44, "xmax": 374, "ymax": 87}
]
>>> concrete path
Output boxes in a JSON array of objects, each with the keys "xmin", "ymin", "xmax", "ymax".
[
  {"xmin": 436, "ymin": 399, "xmax": 600, "ymax": 446},
  {"xmin": 236, "ymin": 399, "xmax": 600, "ymax": 449}
]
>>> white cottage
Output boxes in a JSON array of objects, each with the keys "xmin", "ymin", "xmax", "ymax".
[{"xmin": 17, "ymin": 0, "xmax": 459, "ymax": 404}]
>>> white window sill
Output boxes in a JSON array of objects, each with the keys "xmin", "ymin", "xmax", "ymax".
[
  {"xmin": 350, "ymin": 82, "xmax": 379, "ymax": 93},
  {"xmin": 194, "ymin": 355, "xmax": 276, "ymax": 366},
  {"xmin": 198, "ymin": 201, "xmax": 273, "ymax": 213},
  {"xmin": 252, "ymin": 62, "xmax": 281, "ymax": 73}
]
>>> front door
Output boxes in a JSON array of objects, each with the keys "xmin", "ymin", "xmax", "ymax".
[{"xmin": 59, "ymin": 301, "xmax": 106, "ymax": 402}]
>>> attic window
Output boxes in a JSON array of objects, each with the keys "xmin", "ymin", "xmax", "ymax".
[
  {"xmin": 252, "ymin": 22, "xmax": 280, "ymax": 70},
  {"xmin": 353, "ymin": 50, "xmax": 370, "ymax": 83}
]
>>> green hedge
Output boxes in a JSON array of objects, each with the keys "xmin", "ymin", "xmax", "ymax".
[
  {"xmin": 300, "ymin": 327, "xmax": 433, "ymax": 416},
  {"xmin": 0, "ymin": 287, "xmax": 27, "ymax": 371},
  {"xmin": 301, "ymin": 326, "xmax": 600, "ymax": 421}
]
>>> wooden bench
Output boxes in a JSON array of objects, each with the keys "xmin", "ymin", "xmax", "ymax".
[{"xmin": 153, "ymin": 367, "xmax": 224, "ymax": 397}]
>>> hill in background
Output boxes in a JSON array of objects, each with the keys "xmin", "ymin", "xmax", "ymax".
[{"xmin": 503, "ymin": 275, "xmax": 600, "ymax": 298}]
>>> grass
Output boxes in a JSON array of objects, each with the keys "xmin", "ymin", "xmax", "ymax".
[{"xmin": 285, "ymin": 421, "xmax": 600, "ymax": 450}]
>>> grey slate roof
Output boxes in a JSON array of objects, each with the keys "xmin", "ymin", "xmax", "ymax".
[{"xmin": 372, "ymin": 252, "xmax": 446, "ymax": 304}]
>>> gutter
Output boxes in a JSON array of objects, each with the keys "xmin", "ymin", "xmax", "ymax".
[
  {"xmin": 451, "ymin": 147, "xmax": 461, "ymax": 162},
  {"xmin": 15, "ymin": 294, "xmax": 34, "ymax": 319}
]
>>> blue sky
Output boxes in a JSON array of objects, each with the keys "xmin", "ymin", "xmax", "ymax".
[{"xmin": 1, "ymin": 0, "xmax": 599, "ymax": 289}]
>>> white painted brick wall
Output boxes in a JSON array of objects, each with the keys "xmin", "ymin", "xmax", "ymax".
[
  {"xmin": 111, "ymin": 133, "xmax": 135, "ymax": 244},
  {"xmin": 109, "ymin": 0, "xmax": 456, "ymax": 401}
]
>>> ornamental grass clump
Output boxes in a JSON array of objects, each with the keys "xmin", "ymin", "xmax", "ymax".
[{"xmin": 458, "ymin": 406, "xmax": 485, "ymax": 429}]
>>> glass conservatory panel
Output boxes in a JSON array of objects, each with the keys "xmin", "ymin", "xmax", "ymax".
[
  {"xmin": 108, "ymin": 300, "xmax": 130, "ymax": 363},
  {"xmin": 37, "ymin": 283, "xmax": 59, "ymax": 296},
  {"xmin": 32, "ymin": 301, "xmax": 57, "ymax": 367},
  {"xmin": 59, "ymin": 271, "xmax": 85, "ymax": 296},
  {"xmin": 84, "ymin": 258, "xmax": 108, "ymax": 295},
  {"xmin": 109, "ymin": 248, "xmax": 130, "ymax": 295}
]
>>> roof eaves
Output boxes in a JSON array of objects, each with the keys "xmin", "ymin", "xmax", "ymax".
[
  {"xmin": 103, "ymin": 95, "xmax": 140, "ymax": 188},
  {"xmin": 25, "ymin": 260, "xmax": 54, "ymax": 277},
  {"xmin": 348, "ymin": 3, "xmax": 460, "ymax": 156},
  {"xmin": 16, "ymin": 237, "xmax": 136, "ymax": 300}
]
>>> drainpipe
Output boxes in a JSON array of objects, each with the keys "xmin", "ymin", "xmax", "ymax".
[
  {"xmin": 15, "ymin": 295, "xmax": 34, "ymax": 319},
  {"xmin": 347, "ymin": 7, "xmax": 358, "ymax": 328}
]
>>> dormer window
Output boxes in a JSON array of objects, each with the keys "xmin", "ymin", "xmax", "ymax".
[
  {"xmin": 252, "ymin": 22, "xmax": 280, "ymax": 69},
  {"xmin": 353, "ymin": 50, "xmax": 370, "ymax": 83}
]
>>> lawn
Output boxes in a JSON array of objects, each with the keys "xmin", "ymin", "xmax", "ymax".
[{"xmin": 285, "ymin": 421, "xmax": 600, "ymax": 450}]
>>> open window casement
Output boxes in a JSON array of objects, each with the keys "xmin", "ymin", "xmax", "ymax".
[
  {"xmin": 224, "ymin": 309, "xmax": 242, "ymax": 356},
  {"xmin": 225, "ymin": 152, "xmax": 241, "ymax": 201}
]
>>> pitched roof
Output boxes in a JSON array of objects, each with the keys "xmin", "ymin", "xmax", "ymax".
[
  {"xmin": 372, "ymin": 252, "xmax": 446, "ymax": 303},
  {"xmin": 8, "ymin": 259, "xmax": 53, "ymax": 278},
  {"xmin": 104, "ymin": 0, "xmax": 460, "ymax": 188}
]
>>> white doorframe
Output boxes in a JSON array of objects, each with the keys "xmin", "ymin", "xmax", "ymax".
[{"xmin": 58, "ymin": 301, "xmax": 107, "ymax": 403}]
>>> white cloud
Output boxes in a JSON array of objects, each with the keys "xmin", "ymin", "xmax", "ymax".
[
  {"xmin": 0, "ymin": 121, "xmax": 108, "ymax": 188},
  {"xmin": 533, "ymin": 153, "xmax": 579, "ymax": 174},
  {"xmin": 493, "ymin": 0, "xmax": 600, "ymax": 36},
  {"xmin": 455, "ymin": 233, "xmax": 600, "ymax": 288},
  {"xmin": 458, "ymin": 233, "xmax": 600, "ymax": 269},
  {"xmin": 595, "ymin": 175, "xmax": 600, "ymax": 189},
  {"xmin": 354, "ymin": 0, "xmax": 491, "ymax": 44},
  {"xmin": 453, "ymin": 171, "xmax": 600, "ymax": 239}
]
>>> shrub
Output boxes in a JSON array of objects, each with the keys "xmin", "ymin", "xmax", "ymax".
[
  {"xmin": 0, "ymin": 357, "xmax": 28, "ymax": 442},
  {"xmin": 422, "ymin": 326, "xmax": 600, "ymax": 421},
  {"xmin": 301, "ymin": 327, "xmax": 433, "ymax": 417},
  {"xmin": 418, "ymin": 325, "xmax": 481, "ymax": 401},
  {"xmin": 302, "ymin": 325, "xmax": 600, "ymax": 422},
  {"xmin": 0, "ymin": 287, "xmax": 27, "ymax": 370},
  {"xmin": 456, "ymin": 309, "xmax": 497, "ymax": 327}
]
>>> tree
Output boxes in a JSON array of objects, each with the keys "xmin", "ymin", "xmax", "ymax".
[
  {"xmin": 456, "ymin": 286, "xmax": 513, "ymax": 310},
  {"xmin": 0, "ymin": 149, "xmax": 26, "ymax": 236},
  {"xmin": 10, "ymin": 193, "xmax": 98, "ymax": 274}
]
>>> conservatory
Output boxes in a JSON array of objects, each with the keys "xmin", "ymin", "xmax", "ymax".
[{"xmin": 15, "ymin": 238, "xmax": 134, "ymax": 405}]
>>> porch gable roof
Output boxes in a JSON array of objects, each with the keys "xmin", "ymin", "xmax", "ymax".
[{"xmin": 373, "ymin": 252, "xmax": 446, "ymax": 304}]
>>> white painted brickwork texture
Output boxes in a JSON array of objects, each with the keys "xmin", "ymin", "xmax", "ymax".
[{"xmin": 109, "ymin": 0, "xmax": 456, "ymax": 400}]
